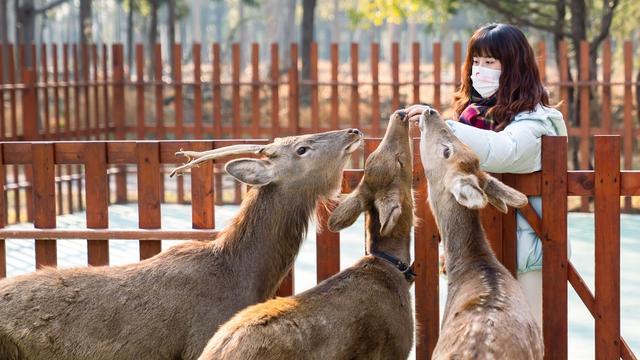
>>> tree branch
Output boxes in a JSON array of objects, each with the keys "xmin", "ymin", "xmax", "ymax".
[
  {"xmin": 474, "ymin": 0, "xmax": 572, "ymax": 37},
  {"xmin": 590, "ymin": 0, "xmax": 619, "ymax": 51},
  {"xmin": 34, "ymin": 0, "xmax": 70, "ymax": 14}
]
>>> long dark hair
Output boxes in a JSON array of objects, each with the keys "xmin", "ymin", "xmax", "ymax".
[{"xmin": 452, "ymin": 23, "xmax": 549, "ymax": 131}]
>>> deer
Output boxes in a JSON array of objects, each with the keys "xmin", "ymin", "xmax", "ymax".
[
  {"xmin": 0, "ymin": 129, "xmax": 363, "ymax": 360},
  {"xmin": 197, "ymin": 110, "xmax": 415, "ymax": 360},
  {"xmin": 414, "ymin": 107, "xmax": 543, "ymax": 359}
]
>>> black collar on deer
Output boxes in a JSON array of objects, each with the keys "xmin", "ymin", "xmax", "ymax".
[{"xmin": 369, "ymin": 251, "xmax": 416, "ymax": 283}]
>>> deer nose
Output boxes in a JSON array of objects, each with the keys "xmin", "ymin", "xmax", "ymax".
[
  {"xmin": 396, "ymin": 110, "xmax": 407, "ymax": 119},
  {"xmin": 347, "ymin": 128, "xmax": 362, "ymax": 136}
]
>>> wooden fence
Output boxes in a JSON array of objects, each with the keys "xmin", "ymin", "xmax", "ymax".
[
  {"xmin": 0, "ymin": 136, "xmax": 637, "ymax": 359},
  {"xmin": 0, "ymin": 40, "xmax": 638, "ymax": 224}
]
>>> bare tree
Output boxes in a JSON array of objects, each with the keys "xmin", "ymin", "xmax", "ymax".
[{"xmin": 16, "ymin": 0, "xmax": 70, "ymax": 67}]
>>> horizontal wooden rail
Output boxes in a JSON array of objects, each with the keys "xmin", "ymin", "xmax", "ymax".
[{"xmin": 0, "ymin": 229, "xmax": 218, "ymax": 240}]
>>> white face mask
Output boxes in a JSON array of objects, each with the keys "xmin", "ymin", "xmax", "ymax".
[{"xmin": 471, "ymin": 65, "xmax": 501, "ymax": 98}]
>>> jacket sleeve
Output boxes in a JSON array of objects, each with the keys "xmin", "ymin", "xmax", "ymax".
[{"xmin": 445, "ymin": 119, "xmax": 552, "ymax": 174}]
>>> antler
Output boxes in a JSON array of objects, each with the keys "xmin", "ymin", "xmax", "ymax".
[{"xmin": 170, "ymin": 144, "xmax": 264, "ymax": 177}]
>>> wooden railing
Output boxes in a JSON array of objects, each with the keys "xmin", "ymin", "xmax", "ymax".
[
  {"xmin": 0, "ymin": 40, "xmax": 639, "ymax": 223},
  {"xmin": 0, "ymin": 136, "xmax": 637, "ymax": 359}
]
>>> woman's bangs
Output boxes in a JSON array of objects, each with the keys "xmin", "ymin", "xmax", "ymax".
[{"xmin": 470, "ymin": 31, "xmax": 501, "ymax": 60}]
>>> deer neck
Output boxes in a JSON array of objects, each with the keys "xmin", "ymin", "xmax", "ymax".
[
  {"xmin": 365, "ymin": 201, "xmax": 412, "ymax": 266},
  {"xmin": 217, "ymin": 185, "xmax": 318, "ymax": 299},
  {"xmin": 429, "ymin": 186, "xmax": 495, "ymax": 282}
]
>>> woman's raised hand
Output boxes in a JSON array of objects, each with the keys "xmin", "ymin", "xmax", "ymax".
[{"xmin": 405, "ymin": 104, "xmax": 436, "ymax": 123}]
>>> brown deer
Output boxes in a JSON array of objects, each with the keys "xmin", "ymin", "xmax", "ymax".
[
  {"xmin": 0, "ymin": 129, "xmax": 362, "ymax": 360},
  {"xmin": 197, "ymin": 110, "xmax": 415, "ymax": 360},
  {"xmin": 415, "ymin": 107, "xmax": 543, "ymax": 359}
]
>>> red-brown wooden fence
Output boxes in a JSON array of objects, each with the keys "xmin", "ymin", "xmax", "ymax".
[
  {"xmin": 0, "ymin": 40, "xmax": 638, "ymax": 224},
  {"xmin": 0, "ymin": 136, "xmax": 637, "ymax": 359}
]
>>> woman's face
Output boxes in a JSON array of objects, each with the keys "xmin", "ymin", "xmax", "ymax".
[{"xmin": 472, "ymin": 56, "xmax": 502, "ymax": 70}]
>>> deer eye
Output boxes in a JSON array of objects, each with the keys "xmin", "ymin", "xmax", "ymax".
[
  {"xmin": 442, "ymin": 146, "xmax": 451, "ymax": 159},
  {"xmin": 296, "ymin": 146, "xmax": 310, "ymax": 156}
]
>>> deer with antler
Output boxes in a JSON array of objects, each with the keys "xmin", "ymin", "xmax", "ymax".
[
  {"xmin": 197, "ymin": 110, "xmax": 415, "ymax": 360},
  {"xmin": 0, "ymin": 129, "xmax": 362, "ymax": 360},
  {"xmin": 414, "ymin": 107, "xmax": 543, "ymax": 359}
]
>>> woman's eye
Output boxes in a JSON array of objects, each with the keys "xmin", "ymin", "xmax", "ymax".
[{"xmin": 296, "ymin": 146, "xmax": 309, "ymax": 155}]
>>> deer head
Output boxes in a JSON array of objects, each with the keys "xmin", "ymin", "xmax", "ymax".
[
  {"xmin": 415, "ymin": 107, "xmax": 527, "ymax": 213},
  {"xmin": 328, "ymin": 110, "xmax": 413, "ymax": 238},
  {"xmin": 171, "ymin": 129, "xmax": 363, "ymax": 196}
]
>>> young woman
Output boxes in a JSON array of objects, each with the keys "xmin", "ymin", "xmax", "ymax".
[{"xmin": 406, "ymin": 23, "xmax": 568, "ymax": 326}]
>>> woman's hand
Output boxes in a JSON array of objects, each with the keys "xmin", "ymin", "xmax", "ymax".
[{"xmin": 405, "ymin": 104, "xmax": 437, "ymax": 123}]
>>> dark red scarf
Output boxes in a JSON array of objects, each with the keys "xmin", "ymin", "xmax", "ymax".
[{"xmin": 458, "ymin": 91, "xmax": 497, "ymax": 131}]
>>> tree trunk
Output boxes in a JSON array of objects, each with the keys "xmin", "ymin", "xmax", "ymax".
[
  {"xmin": 331, "ymin": 0, "xmax": 339, "ymax": 42},
  {"xmin": 301, "ymin": 0, "xmax": 316, "ymax": 81},
  {"xmin": 79, "ymin": 0, "xmax": 92, "ymax": 45},
  {"xmin": 168, "ymin": 0, "xmax": 176, "ymax": 77},
  {"xmin": 127, "ymin": 0, "xmax": 134, "ymax": 77},
  {"xmin": 1, "ymin": 0, "xmax": 8, "ymax": 79},
  {"xmin": 17, "ymin": 0, "xmax": 36, "ymax": 67},
  {"xmin": 281, "ymin": 0, "xmax": 296, "ymax": 73},
  {"xmin": 148, "ymin": 0, "xmax": 159, "ymax": 80}
]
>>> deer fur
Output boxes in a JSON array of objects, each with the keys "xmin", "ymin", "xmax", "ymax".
[
  {"xmin": 198, "ymin": 111, "xmax": 415, "ymax": 360},
  {"xmin": 0, "ymin": 129, "xmax": 362, "ymax": 360},
  {"xmin": 415, "ymin": 107, "xmax": 543, "ymax": 359}
]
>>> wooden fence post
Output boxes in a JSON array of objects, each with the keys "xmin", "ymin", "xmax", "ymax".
[
  {"xmin": 289, "ymin": 43, "xmax": 299, "ymax": 135},
  {"xmin": 0, "ymin": 144, "xmax": 6, "ymax": 278},
  {"xmin": 85, "ymin": 143, "xmax": 109, "ymax": 266},
  {"xmin": 32, "ymin": 143, "xmax": 57, "ymax": 269},
  {"xmin": 541, "ymin": 136, "xmax": 568, "ymax": 359},
  {"xmin": 594, "ymin": 136, "xmax": 621, "ymax": 359}
]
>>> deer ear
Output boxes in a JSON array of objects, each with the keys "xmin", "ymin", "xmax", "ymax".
[
  {"xmin": 483, "ymin": 175, "xmax": 528, "ymax": 213},
  {"xmin": 225, "ymin": 158, "xmax": 275, "ymax": 186},
  {"xmin": 328, "ymin": 191, "xmax": 364, "ymax": 232},
  {"xmin": 449, "ymin": 174, "xmax": 487, "ymax": 209},
  {"xmin": 375, "ymin": 189, "xmax": 402, "ymax": 236}
]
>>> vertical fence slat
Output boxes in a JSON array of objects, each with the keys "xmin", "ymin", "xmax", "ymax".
[
  {"xmin": 91, "ymin": 44, "xmax": 100, "ymax": 140},
  {"xmin": 480, "ymin": 192, "xmax": 503, "ymax": 260},
  {"xmin": 276, "ymin": 270, "xmax": 295, "ymax": 297},
  {"xmin": 433, "ymin": 42, "xmax": 441, "ymax": 110},
  {"xmin": 371, "ymin": 43, "xmax": 380, "ymax": 136},
  {"xmin": 310, "ymin": 42, "xmax": 319, "ymax": 132},
  {"xmin": 412, "ymin": 42, "xmax": 420, "ymax": 104},
  {"xmin": 289, "ymin": 43, "xmax": 299, "ymax": 135},
  {"xmin": 232, "ymin": 43, "xmax": 241, "ymax": 138},
  {"xmin": 53, "ymin": 45, "xmax": 61, "ymax": 136},
  {"xmin": 270, "ymin": 43, "xmax": 280, "ymax": 136},
  {"xmin": 101, "ymin": 44, "xmax": 110, "ymax": 140},
  {"xmin": 537, "ymin": 41, "xmax": 546, "ymax": 83},
  {"xmin": 63, "ymin": 44, "xmax": 73, "ymax": 213},
  {"xmin": 136, "ymin": 44, "xmax": 145, "ymax": 139},
  {"xmin": 251, "ymin": 43, "xmax": 261, "ymax": 138},
  {"xmin": 113, "ymin": 44, "xmax": 127, "ymax": 204},
  {"xmin": 601, "ymin": 40, "xmax": 612, "ymax": 133},
  {"xmin": 453, "ymin": 42, "xmax": 462, "ymax": 89},
  {"xmin": 22, "ymin": 69, "xmax": 37, "ymax": 223},
  {"xmin": 541, "ymin": 136, "xmax": 568, "ymax": 359},
  {"xmin": 622, "ymin": 41, "xmax": 633, "ymax": 211},
  {"xmin": 40, "ymin": 44, "xmax": 50, "ymax": 138},
  {"xmin": 391, "ymin": 42, "xmax": 399, "ymax": 109},
  {"xmin": 32, "ymin": 143, "xmax": 57, "ymax": 269},
  {"xmin": 0, "ymin": 145, "xmax": 5, "ymax": 278},
  {"xmin": 594, "ymin": 135, "xmax": 621, "ymax": 359},
  {"xmin": 316, "ymin": 203, "xmax": 339, "ymax": 282},
  {"xmin": 8, "ymin": 45, "xmax": 19, "ymax": 223},
  {"xmin": 137, "ymin": 142, "xmax": 162, "ymax": 259},
  {"xmin": 154, "ymin": 43, "xmax": 164, "ymax": 140},
  {"xmin": 174, "ymin": 43, "xmax": 184, "ymax": 204},
  {"xmin": 212, "ymin": 43, "xmax": 222, "ymax": 139},
  {"xmin": 193, "ymin": 43, "xmax": 203, "ymax": 140},
  {"xmin": 82, "ymin": 44, "xmax": 91, "ymax": 137},
  {"xmin": 579, "ymin": 41, "xmax": 590, "ymax": 212},
  {"xmin": 85, "ymin": 142, "xmax": 109, "ymax": 266},
  {"xmin": 350, "ymin": 43, "xmax": 359, "ymax": 131},
  {"xmin": 190, "ymin": 142, "xmax": 215, "ymax": 229},
  {"xmin": 72, "ymin": 44, "xmax": 81, "ymax": 138},
  {"xmin": 330, "ymin": 43, "xmax": 339, "ymax": 129},
  {"xmin": 212, "ymin": 44, "xmax": 223, "ymax": 205},
  {"xmin": 413, "ymin": 137, "xmax": 440, "ymax": 359},
  {"xmin": 558, "ymin": 40, "xmax": 570, "ymax": 129},
  {"xmin": 0, "ymin": 44, "xmax": 5, "ymax": 139}
]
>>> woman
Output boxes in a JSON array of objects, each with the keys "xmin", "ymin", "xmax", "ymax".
[{"xmin": 406, "ymin": 23, "xmax": 568, "ymax": 326}]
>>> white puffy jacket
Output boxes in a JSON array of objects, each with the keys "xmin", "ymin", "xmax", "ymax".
[{"xmin": 446, "ymin": 104, "xmax": 568, "ymax": 273}]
